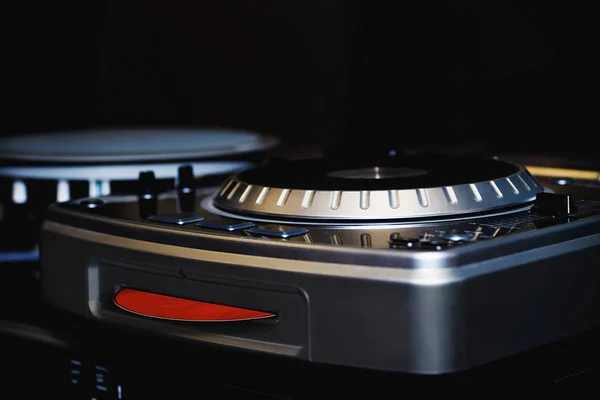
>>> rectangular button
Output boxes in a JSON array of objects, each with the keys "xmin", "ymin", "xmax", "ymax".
[
  {"xmin": 147, "ymin": 213, "xmax": 204, "ymax": 225},
  {"xmin": 247, "ymin": 225, "xmax": 309, "ymax": 238},
  {"xmin": 196, "ymin": 219, "xmax": 254, "ymax": 231}
]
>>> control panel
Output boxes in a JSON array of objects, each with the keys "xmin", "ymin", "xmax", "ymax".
[
  {"xmin": 49, "ymin": 163, "xmax": 600, "ymax": 251},
  {"xmin": 56, "ymin": 189, "xmax": 600, "ymax": 251}
]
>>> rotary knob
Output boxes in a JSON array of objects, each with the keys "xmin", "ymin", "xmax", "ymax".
[
  {"xmin": 137, "ymin": 170, "xmax": 157, "ymax": 218},
  {"xmin": 177, "ymin": 165, "xmax": 196, "ymax": 213},
  {"xmin": 138, "ymin": 171, "xmax": 156, "ymax": 197}
]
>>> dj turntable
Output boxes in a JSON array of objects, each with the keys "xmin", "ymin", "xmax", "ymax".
[
  {"xmin": 4, "ymin": 1, "xmax": 600, "ymax": 397},
  {"xmin": 36, "ymin": 147, "xmax": 600, "ymax": 394}
]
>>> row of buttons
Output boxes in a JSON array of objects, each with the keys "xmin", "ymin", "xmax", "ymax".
[
  {"xmin": 148, "ymin": 214, "xmax": 509, "ymax": 249},
  {"xmin": 147, "ymin": 213, "xmax": 309, "ymax": 239}
]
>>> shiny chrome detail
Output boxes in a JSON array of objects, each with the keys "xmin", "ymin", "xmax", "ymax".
[
  {"xmin": 227, "ymin": 182, "xmax": 240, "ymax": 200},
  {"xmin": 256, "ymin": 187, "xmax": 270, "ymax": 205},
  {"xmin": 277, "ymin": 189, "xmax": 291, "ymax": 207},
  {"xmin": 302, "ymin": 190, "xmax": 315, "ymax": 209},
  {"xmin": 331, "ymin": 233, "xmax": 343, "ymax": 245},
  {"xmin": 518, "ymin": 175, "xmax": 531, "ymax": 191},
  {"xmin": 220, "ymin": 179, "xmax": 234, "ymax": 196},
  {"xmin": 490, "ymin": 181, "xmax": 503, "ymax": 198},
  {"xmin": 417, "ymin": 189, "xmax": 429, "ymax": 207},
  {"xmin": 239, "ymin": 185, "xmax": 253, "ymax": 203},
  {"xmin": 506, "ymin": 177, "xmax": 519, "ymax": 194},
  {"xmin": 443, "ymin": 186, "xmax": 458, "ymax": 205},
  {"xmin": 469, "ymin": 184, "xmax": 482, "ymax": 202},
  {"xmin": 360, "ymin": 233, "xmax": 372, "ymax": 248},
  {"xmin": 389, "ymin": 190, "xmax": 400, "ymax": 209},
  {"xmin": 330, "ymin": 191, "xmax": 342, "ymax": 210},
  {"xmin": 360, "ymin": 191, "xmax": 370, "ymax": 210}
]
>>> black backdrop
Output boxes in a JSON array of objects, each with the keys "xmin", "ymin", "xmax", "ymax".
[{"xmin": 2, "ymin": 1, "xmax": 599, "ymax": 157}]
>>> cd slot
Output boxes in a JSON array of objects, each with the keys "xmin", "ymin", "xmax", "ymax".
[{"xmin": 87, "ymin": 260, "xmax": 308, "ymax": 359}]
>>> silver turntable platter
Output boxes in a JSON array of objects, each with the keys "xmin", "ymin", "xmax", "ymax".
[{"xmin": 212, "ymin": 155, "xmax": 544, "ymax": 221}]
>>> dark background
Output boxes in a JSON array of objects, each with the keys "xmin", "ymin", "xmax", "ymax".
[{"xmin": 2, "ymin": 1, "xmax": 599, "ymax": 157}]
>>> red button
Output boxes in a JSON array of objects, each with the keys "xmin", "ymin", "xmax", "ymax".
[{"xmin": 114, "ymin": 288, "xmax": 276, "ymax": 322}]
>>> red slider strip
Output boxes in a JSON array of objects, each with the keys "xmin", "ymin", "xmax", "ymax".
[{"xmin": 114, "ymin": 288, "xmax": 275, "ymax": 322}]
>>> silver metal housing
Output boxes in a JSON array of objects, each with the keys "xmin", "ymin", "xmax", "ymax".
[{"xmin": 39, "ymin": 186, "xmax": 600, "ymax": 375}]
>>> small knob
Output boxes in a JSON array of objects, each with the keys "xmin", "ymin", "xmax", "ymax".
[
  {"xmin": 138, "ymin": 171, "xmax": 157, "ymax": 198},
  {"xmin": 531, "ymin": 193, "xmax": 577, "ymax": 217},
  {"xmin": 177, "ymin": 165, "xmax": 196, "ymax": 213},
  {"xmin": 177, "ymin": 165, "xmax": 195, "ymax": 191},
  {"xmin": 138, "ymin": 171, "xmax": 157, "ymax": 218}
]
